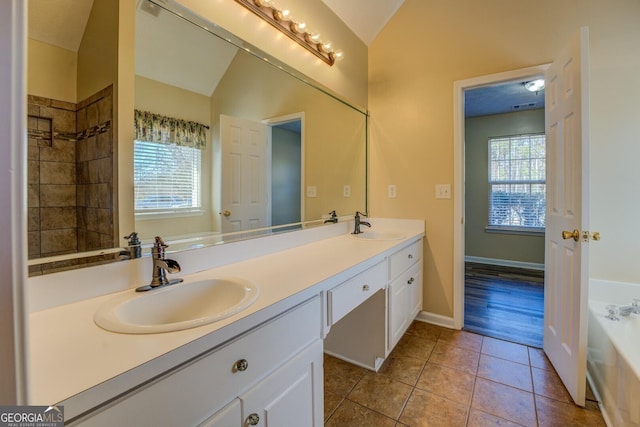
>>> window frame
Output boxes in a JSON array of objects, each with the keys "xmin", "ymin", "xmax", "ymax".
[{"xmin": 486, "ymin": 132, "xmax": 546, "ymax": 234}]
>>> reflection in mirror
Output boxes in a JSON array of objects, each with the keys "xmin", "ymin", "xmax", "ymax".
[
  {"xmin": 26, "ymin": 0, "xmax": 367, "ymax": 275},
  {"xmin": 133, "ymin": 1, "xmax": 367, "ymax": 244}
]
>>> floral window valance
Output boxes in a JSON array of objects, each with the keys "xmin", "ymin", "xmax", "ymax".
[{"xmin": 134, "ymin": 109, "xmax": 208, "ymax": 149}]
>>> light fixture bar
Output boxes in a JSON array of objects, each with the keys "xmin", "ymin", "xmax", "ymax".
[{"xmin": 235, "ymin": 0, "xmax": 337, "ymax": 66}]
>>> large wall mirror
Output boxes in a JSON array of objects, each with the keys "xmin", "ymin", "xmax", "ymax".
[{"xmin": 26, "ymin": 0, "xmax": 368, "ymax": 275}]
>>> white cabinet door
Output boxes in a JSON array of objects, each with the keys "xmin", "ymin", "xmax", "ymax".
[
  {"xmin": 388, "ymin": 274, "xmax": 411, "ymax": 350},
  {"xmin": 408, "ymin": 261, "xmax": 423, "ymax": 319},
  {"xmin": 388, "ymin": 260, "xmax": 423, "ymax": 351},
  {"xmin": 199, "ymin": 399, "xmax": 241, "ymax": 427},
  {"xmin": 241, "ymin": 340, "xmax": 323, "ymax": 427}
]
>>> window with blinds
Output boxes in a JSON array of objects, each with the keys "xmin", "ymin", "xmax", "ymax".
[
  {"xmin": 134, "ymin": 140, "xmax": 201, "ymax": 214},
  {"xmin": 488, "ymin": 134, "xmax": 546, "ymax": 230}
]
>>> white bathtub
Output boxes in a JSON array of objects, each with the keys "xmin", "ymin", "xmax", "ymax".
[{"xmin": 588, "ymin": 279, "xmax": 640, "ymax": 427}]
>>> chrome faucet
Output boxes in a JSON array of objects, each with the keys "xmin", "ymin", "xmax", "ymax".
[
  {"xmin": 136, "ymin": 236, "xmax": 183, "ymax": 292},
  {"xmin": 120, "ymin": 232, "xmax": 142, "ymax": 259},
  {"xmin": 352, "ymin": 211, "xmax": 371, "ymax": 235},
  {"xmin": 324, "ymin": 210, "xmax": 338, "ymax": 224},
  {"xmin": 619, "ymin": 298, "xmax": 640, "ymax": 316}
]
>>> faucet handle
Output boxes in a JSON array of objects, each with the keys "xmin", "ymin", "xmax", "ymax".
[{"xmin": 154, "ymin": 236, "xmax": 167, "ymax": 248}]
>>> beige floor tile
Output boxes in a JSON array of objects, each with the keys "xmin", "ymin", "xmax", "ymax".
[
  {"xmin": 528, "ymin": 347, "xmax": 553, "ymax": 370},
  {"xmin": 428, "ymin": 342, "xmax": 480, "ymax": 375},
  {"xmin": 531, "ymin": 367, "xmax": 572, "ymax": 403},
  {"xmin": 438, "ymin": 329, "xmax": 484, "ymax": 352},
  {"xmin": 325, "ymin": 399, "xmax": 396, "ymax": 427},
  {"xmin": 467, "ymin": 408, "xmax": 524, "ymax": 426},
  {"xmin": 399, "ymin": 388, "xmax": 468, "ymax": 427},
  {"xmin": 347, "ymin": 373, "xmax": 413, "ymax": 420},
  {"xmin": 535, "ymin": 394, "xmax": 607, "ymax": 426},
  {"xmin": 394, "ymin": 333, "xmax": 437, "ymax": 360},
  {"xmin": 378, "ymin": 352, "xmax": 426, "ymax": 386},
  {"xmin": 481, "ymin": 337, "xmax": 530, "ymax": 365},
  {"xmin": 324, "ymin": 390, "xmax": 343, "ymax": 422},
  {"xmin": 415, "ymin": 362, "xmax": 475, "ymax": 405},
  {"xmin": 324, "ymin": 354, "xmax": 368, "ymax": 396},
  {"xmin": 471, "ymin": 378, "xmax": 537, "ymax": 427},
  {"xmin": 477, "ymin": 354, "xmax": 533, "ymax": 392},
  {"xmin": 405, "ymin": 320, "xmax": 444, "ymax": 341}
]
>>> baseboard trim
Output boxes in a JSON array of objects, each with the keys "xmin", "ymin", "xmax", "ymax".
[
  {"xmin": 464, "ymin": 256, "xmax": 544, "ymax": 271},
  {"xmin": 415, "ymin": 311, "xmax": 457, "ymax": 330}
]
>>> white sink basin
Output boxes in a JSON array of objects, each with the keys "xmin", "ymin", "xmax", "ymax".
[
  {"xmin": 350, "ymin": 231, "xmax": 405, "ymax": 241},
  {"xmin": 94, "ymin": 278, "xmax": 259, "ymax": 334}
]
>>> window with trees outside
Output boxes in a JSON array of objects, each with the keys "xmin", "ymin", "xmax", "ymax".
[{"xmin": 488, "ymin": 133, "xmax": 546, "ymax": 232}]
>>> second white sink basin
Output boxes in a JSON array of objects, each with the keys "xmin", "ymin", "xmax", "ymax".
[
  {"xmin": 351, "ymin": 231, "xmax": 405, "ymax": 241},
  {"xmin": 94, "ymin": 278, "xmax": 259, "ymax": 334}
]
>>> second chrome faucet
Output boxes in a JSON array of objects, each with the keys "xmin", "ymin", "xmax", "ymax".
[{"xmin": 352, "ymin": 211, "xmax": 371, "ymax": 235}]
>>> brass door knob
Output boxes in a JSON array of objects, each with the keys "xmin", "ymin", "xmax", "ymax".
[
  {"xmin": 562, "ymin": 229, "xmax": 580, "ymax": 242},
  {"xmin": 221, "ymin": 210, "xmax": 231, "ymax": 217}
]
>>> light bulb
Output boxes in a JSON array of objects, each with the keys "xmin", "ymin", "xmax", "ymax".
[
  {"xmin": 290, "ymin": 20, "xmax": 306, "ymax": 33},
  {"xmin": 321, "ymin": 41, "xmax": 332, "ymax": 53},
  {"xmin": 331, "ymin": 50, "xmax": 344, "ymax": 61}
]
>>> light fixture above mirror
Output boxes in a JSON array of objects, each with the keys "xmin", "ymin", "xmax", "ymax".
[
  {"xmin": 235, "ymin": 0, "xmax": 343, "ymax": 65},
  {"xmin": 524, "ymin": 79, "xmax": 545, "ymax": 93}
]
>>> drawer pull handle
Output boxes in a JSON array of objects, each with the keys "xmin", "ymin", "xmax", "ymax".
[
  {"xmin": 247, "ymin": 413, "xmax": 260, "ymax": 425},
  {"xmin": 234, "ymin": 359, "xmax": 248, "ymax": 372},
  {"xmin": 407, "ymin": 277, "xmax": 415, "ymax": 284},
  {"xmin": 362, "ymin": 284, "xmax": 370, "ymax": 291},
  {"xmin": 408, "ymin": 254, "xmax": 414, "ymax": 259}
]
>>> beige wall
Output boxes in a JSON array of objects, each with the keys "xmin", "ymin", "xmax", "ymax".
[
  {"xmin": 175, "ymin": 0, "xmax": 368, "ymax": 108},
  {"xmin": 133, "ymin": 76, "xmax": 214, "ymax": 241},
  {"xmin": 465, "ymin": 110, "xmax": 545, "ymax": 265},
  {"xmin": 370, "ymin": 0, "xmax": 640, "ymax": 317},
  {"xmin": 27, "ymin": 39, "xmax": 77, "ymax": 103},
  {"xmin": 211, "ymin": 51, "xmax": 367, "ymax": 222}
]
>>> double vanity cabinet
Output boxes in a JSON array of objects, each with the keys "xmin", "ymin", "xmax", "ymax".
[{"xmin": 27, "ymin": 220, "xmax": 425, "ymax": 426}]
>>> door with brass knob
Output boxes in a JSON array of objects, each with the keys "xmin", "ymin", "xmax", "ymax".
[
  {"xmin": 561, "ymin": 229, "xmax": 580, "ymax": 242},
  {"xmin": 221, "ymin": 210, "xmax": 231, "ymax": 217}
]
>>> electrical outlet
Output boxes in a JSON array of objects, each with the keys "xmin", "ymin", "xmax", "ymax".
[
  {"xmin": 435, "ymin": 184, "xmax": 451, "ymax": 199},
  {"xmin": 306, "ymin": 186, "xmax": 317, "ymax": 198},
  {"xmin": 343, "ymin": 185, "xmax": 351, "ymax": 197},
  {"xmin": 388, "ymin": 184, "xmax": 397, "ymax": 198}
]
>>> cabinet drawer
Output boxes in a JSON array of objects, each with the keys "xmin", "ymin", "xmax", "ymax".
[
  {"xmin": 78, "ymin": 297, "xmax": 321, "ymax": 426},
  {"xmin": 328, "ymin": 261, "xmax": 387, "ymax": 325},
  {"xmin": 389, "ymin": 240, "xmax": 422, "ymax": 280}
]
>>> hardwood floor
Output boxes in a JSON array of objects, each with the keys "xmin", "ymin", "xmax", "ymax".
[{"xmin": 464, "ymin": 262, "xmax": 544, "ymax": 348}]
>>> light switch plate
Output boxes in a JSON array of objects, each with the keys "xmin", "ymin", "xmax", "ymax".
[
  {"xmin": 306, "ymin": 186, "xmax": 317, "ymax": 197},
  {"xmin": 435, "ymin": 184, "xmax": 451, "ymax": 199},
  {"xmin": 388, "ymin": 184, "xmax": 397, "ymax": 198},
  {"xmin": 343, "ymin": 185, "xmax": 351, "ymax": 197}
]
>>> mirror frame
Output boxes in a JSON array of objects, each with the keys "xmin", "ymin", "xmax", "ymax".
[{"xmin": 27, "ymin": 0, "xmax": 368, "ymax": 271}]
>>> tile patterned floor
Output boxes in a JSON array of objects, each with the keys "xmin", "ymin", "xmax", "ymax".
[{"xmin": 324, "ymin": 321, "xmax": 606, "ymax": 426}]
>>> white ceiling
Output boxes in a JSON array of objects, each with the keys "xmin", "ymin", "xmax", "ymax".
[{"xmin": 320, "ymin": 0, "xmax": 405, "ymax": 46}]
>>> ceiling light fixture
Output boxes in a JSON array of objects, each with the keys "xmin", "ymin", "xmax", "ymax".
[
  {"xmin": 524, "ymin": 79, "xmax": 545, "ymax": 93},
  {"xmin": 235, "ymin": 0, "xmax": 342, "ymax": 66}
]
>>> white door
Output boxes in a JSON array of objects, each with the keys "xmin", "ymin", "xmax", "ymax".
[
  {"xmin": 543, "ymin": 27, "xmax": 590, "ymax": 407},
  {"xmin": 220, "ymin": 115, "xmax": 269, "ymax": 233}
]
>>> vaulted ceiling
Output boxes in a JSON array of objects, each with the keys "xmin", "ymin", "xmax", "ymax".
[{"xmin": 28, "ymin": 0, "xmax": 544, "ymax": 116}]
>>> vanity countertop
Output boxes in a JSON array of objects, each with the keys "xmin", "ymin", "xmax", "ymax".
[{"xmin": 28, "ymin": 219, "xmax": 424, "ymax": 417}]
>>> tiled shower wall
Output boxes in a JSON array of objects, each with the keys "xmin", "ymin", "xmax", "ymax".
[{"xmin": 27, "ymin": 85, "xmax": 116, "ymax": 271}]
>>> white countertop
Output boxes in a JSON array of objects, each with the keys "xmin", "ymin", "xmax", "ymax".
[{"xmin": 27, "ymin": 219, "xmax": 424, "ymax": 418}]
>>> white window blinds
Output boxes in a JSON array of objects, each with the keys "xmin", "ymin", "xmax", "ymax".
[
  {"xmin": 134, "ymin": 141, "xmax": 201, "ymax": 213},
  {"xmin": 488, "ymin": 134, "xmax": 546, "ymax": 229}
]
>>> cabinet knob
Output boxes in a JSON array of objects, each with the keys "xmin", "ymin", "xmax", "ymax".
[
  {"xmin": 247, "ymin": 413, "xmax": 260, "ymax": 425},
  {"xmin": 362, "ymin": 284, "xmax": 370, "ymax": 291},
  {"xmin": 234, "ymin": 359, "xmax": 248, "ymax": 372},
  {"xmin": 408, "ymin": 254, "xmax": 413, "ymax": 259},
  {"xmin": 407, "ymin": 277, "xmax": 415, "ymax": 284}
]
